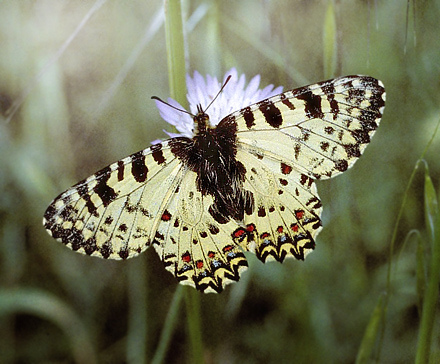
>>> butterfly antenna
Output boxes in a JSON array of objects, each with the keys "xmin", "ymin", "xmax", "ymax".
[
  {"xmin": 151, "ymin": 96, "xmax": 194, "ymax": 117},
  {"xmin": 203, "ymin": 75, "xmax": 232, "ymax": 112}
]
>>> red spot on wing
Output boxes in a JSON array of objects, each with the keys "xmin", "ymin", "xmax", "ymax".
[
  {"xmin": 281, "ymin": 162, "xmax": 292, "ymax": 175},
  {"xmin": 223, "ymin": 245, "xmax": 234, "ymax": 252},
  {"xmin": 277, "ymin": 226, "xmax": 284, "ymax": 233},
  {"xmin": 295, "ymin": 210, "xmax": 305, "ymax": 220},
  {"xmin": 182, "ymin": 251, "xmax": 191, "ymax": 263},
  {"xmin": 196, "ymin": 260, "xmax": 204, "ymax": 269},
  {"xmin": 208, "ymin": 251, "xmax": 215, "ymax": 258},
  {"xmin": 291, "ymin": 223, "xmax": 299, "ymax": 232},
  {"xmin": 246, "ymin": 224, "xmax": 256, "ymax": 232},
  {"xmin": 161, "ymin": 210, "xmax": 172, "ymax": 221},
  {"xmin": 234, "ymin": 229, "xmax": 246, "ymax": 238}
]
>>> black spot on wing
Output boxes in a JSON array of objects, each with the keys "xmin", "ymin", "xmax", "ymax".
[
  {"xmin": 104, "ymin": 216, "xmax": 114, "ymax": 225},
  {"xmin": 344, "ymin": 143, "xmax": 361, "ymax": 158},
  {"xmin": 334, "ymin": 159, "xmax": 349, "ymax": 172},
  {"xmin": 243, "ymin": 106, "xmax": 255, "ymax": 128},
  {"xmin": 208, "ymin": 224, "xmax": 220, "ymax": 234},
  {"xmin": 117, "ymin": 160, "xmax": 124, "ymax": 181},
  {"xmin": 118, "ymin": 223, "xmax": 128, "ymax": 232},
  {"xmin": 151, "ymin": 143, "xmax": 166, "ymax": 164},
  {"xmin": 76, "ymin": 184, "xmax": 98, "ymax": 216},
  {"xmin": 83, "ymin": 237, "xmax": 98, "ymax": 255},
  {"xmin": 119, "ymin": 248, "xmax": 129, "ymax": 259},
  {"xmin": 258, "ymin": 100, "xmax": 283, "ymax": 128},
  {"xmin": 100, "ymin": 241, "xmax": 112, "ymax": 259},
  {"xmin": 94, "ymin": 166, "xmax": 118, "ymax": 207},
  {"xmin": 131, "ymin": 151, "xmax": 148, "ymax": 183},
  {"xmin": 296, "ymin": 90, "xmax": 324, "ymax": 119},
  {"xmin": 324, "ymin": 126, "xmax": 335, "ymax": 135},
  {"xmin": 321, "ymin": 82, "xmax": 339, "ymax": 116},
  {"xmin": 280, "ymin": 93, "xmax": 295, "ymax": 110}
]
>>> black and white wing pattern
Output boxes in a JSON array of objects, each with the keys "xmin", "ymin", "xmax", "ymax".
[
  {"xmin": 228, "ymin": 75, "xmax": 385, "ymax": 262},
  {"xmin": 43, "ymin": 142, "xmax": 248, "ymax": 293},
  {"xmin": 43, "ymin": 75, "xmax": 385, "ymax": 293}
]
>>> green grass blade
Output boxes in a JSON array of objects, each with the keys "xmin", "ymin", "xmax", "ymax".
[
  {"xmin": 165, "ymin": 0, "xmax": 187, "ymax": 107},
  {"xmin": 151, "ymin": 285, "xmax": 184, "ymax": 364},
  {"xmin": 126, "ymin": 258, "xmax": 148, "ymax": 364},
  {"xmin": 152, "ymin": 3, "xmax": 204, "ymax": 363},
  {"xmin": 0, "ymin": 288, "xmax": 97, "ymax": 364},
  {"xmin": 376, "ymin": 117, "xmax": 440, "ymax": 362},
  {"xmin": 415, "ymin": 168, "xmax": 440, "ymax": 364},
  {"xmin": 424, "ymin": 163, "xmax": 438, "ymax": 244},
  {"xmin": 185, "ymin": 288, "xmax": 204, "ymax": 364},
  {"xmin": 323, "ymin": 0, "xmax": 337, "ymax": 79},
  {"xmin": 416, "ymin": 231, "xmax": 426, "ymax": 319},
  {"xmin": 355, "ymin": 293, "xmax": 386, "ymax": 364}
]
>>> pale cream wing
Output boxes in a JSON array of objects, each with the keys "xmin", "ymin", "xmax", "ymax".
[
  {"xmin": 232, "ymin": 148, "xmax": 321, "ymax": 262},
  {"xmin": 43, "ymin": 142, "xmax": 183, "ymax": 260},
  {"xmin": 152, "ymin": 169, "xmax": 248, "ymax": 293},
  {"xmin": 231, "ymin": 75, "xmax": 385, "ymax": 180}
]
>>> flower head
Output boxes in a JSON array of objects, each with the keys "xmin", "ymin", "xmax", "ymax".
[{"xmin": 154, "ymin": 68, "xmax": 283, "ymax": 139}]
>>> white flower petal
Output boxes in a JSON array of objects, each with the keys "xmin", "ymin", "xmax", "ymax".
[{"xmin": 154, "ymin": 68, "xmax": 283, "ymax": 138}]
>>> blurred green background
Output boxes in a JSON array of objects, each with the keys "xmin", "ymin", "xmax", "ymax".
[{"xmin": 1, "ymin": 0, "xmax": 440, "ymax": 363}]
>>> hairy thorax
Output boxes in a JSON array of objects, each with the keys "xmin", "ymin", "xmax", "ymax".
[{"xmin": 169, "ymin": 110, "xmax": 254, "ymax": 223}]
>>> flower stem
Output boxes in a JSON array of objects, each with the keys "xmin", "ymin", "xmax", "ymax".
[
  {"xmin": 185, "ymin": 288, "xmax": 204, "ymax": 364},
  {"xmin": 164, "ymin": 0, "xmax": 187, "ymax": 107},
  {"xmin": 158, "ymin": 2, "xmax": 204, "ymax": 363}
]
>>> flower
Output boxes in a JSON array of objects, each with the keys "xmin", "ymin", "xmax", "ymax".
[{"xmin": 154, "ymin": 68, "xmax": 283, "ymax": 139}]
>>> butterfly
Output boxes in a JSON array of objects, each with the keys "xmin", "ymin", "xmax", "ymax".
[{"xmin": 43, "ymin": 74, "xmax": 385, "ymax": 293}]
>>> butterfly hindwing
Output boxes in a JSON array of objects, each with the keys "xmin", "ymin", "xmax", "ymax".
[
  {"xmin": 154, "ymin": 170, "xmax": 248, "ymax": 293},
  {"xmin": 232, "ymin": 149, "xmax": 321, "ymax": 262}
]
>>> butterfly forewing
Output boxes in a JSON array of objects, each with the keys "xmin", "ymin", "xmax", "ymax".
[
  {"xmin": 232, "ymin": 75, "xmax": 385, "ymax": 180},
  {"xmin": 43, "ymin": 142, "xmax": 182, "ymax": 260}
]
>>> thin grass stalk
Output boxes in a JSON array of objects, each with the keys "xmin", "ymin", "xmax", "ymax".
[
  {"xmin": 375, "ymin": 118, "xmax": 440, "ymax": 361},
  {"xmin": 151, "ymin": 285, "xmax": 184, "ymax": 364},
  {"xmin": 415, "ymin": 170, "xmax": 440, "ymax": 363},
  {"xmin": 384, "ymin": 119, "xmax": 440, "ymax": 301},
  {"xmin": 126, "ymin": 258, "xmax": 148, "ymax": 364},
  {"xmin": 164, "ymin": 0, "xmax": 187, "ymax": 107},
  {"xmin": 0, "ymin": 288, "xmax": 97, "ymax": 364},
  {"xmin": 355, "ymin": 293, "xmax": 386, "ymax": 364},
  {"xmin": 416, "ymin": 231, "xmax": 426, "ymax": 319},
  {"xmin": 185, "ymin": 288, "xmax": 204, "ymax": 364},
  {"xmin": 323, "ymin": 0, "xmax": 337, "ymax": 79}
]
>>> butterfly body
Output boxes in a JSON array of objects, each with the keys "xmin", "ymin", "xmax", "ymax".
[
  {"xmin": 170, "ymin": 113, "xmax": 251, "ymax": 222},
  {"xmin": 43, "ymin": 75, "xmax": 385, "ymax": 293}
]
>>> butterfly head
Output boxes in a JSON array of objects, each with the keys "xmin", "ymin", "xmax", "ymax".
[{"xmin": 194, "ymin": 104, "xmax": 211, "ymax": 135}]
